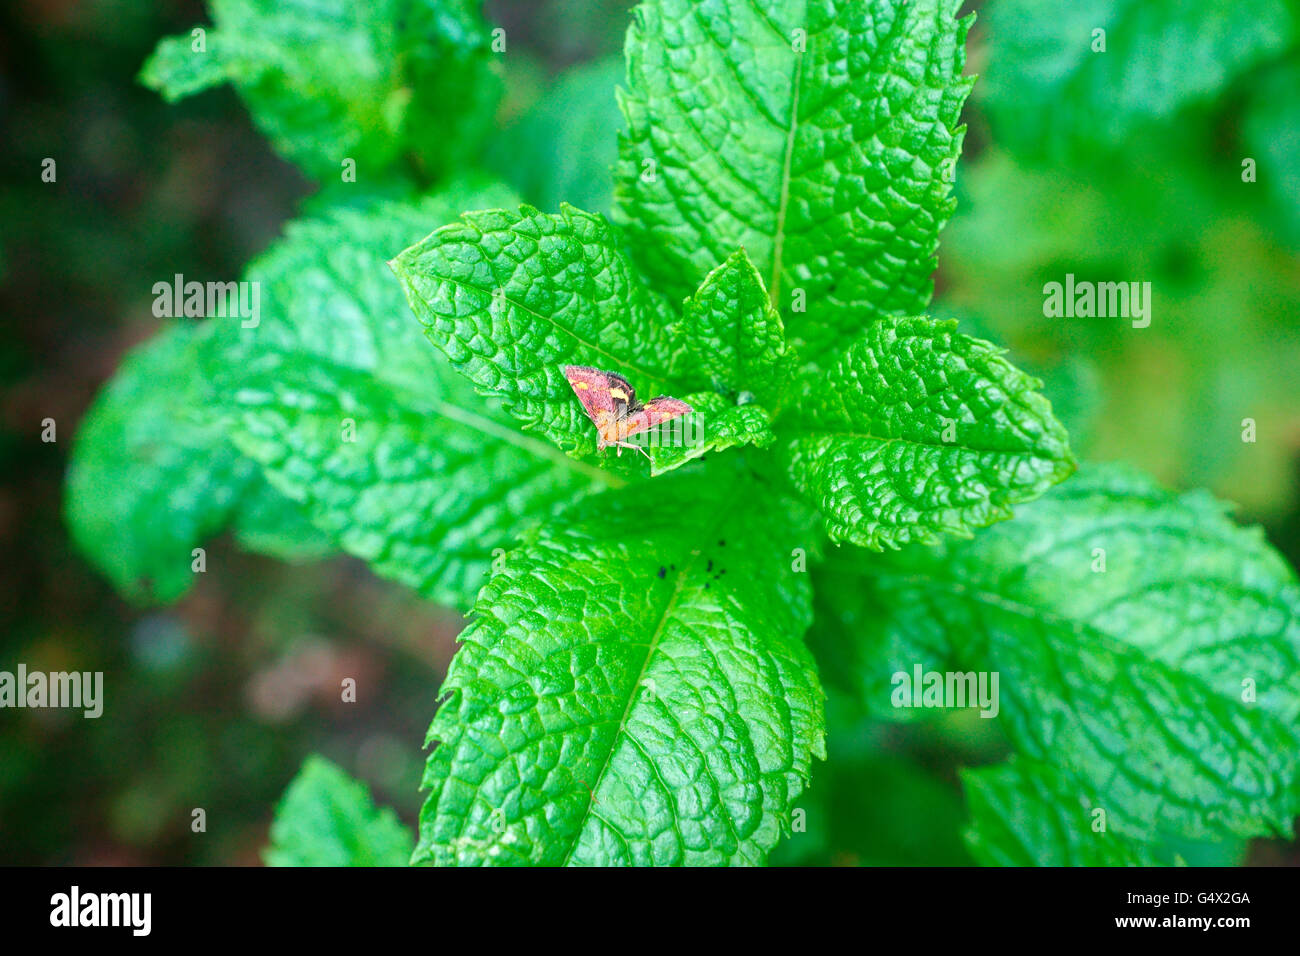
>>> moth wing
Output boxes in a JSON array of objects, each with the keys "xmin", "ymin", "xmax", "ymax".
[
  {"xmin": 604, "ymin": 372, "xmax": 638, "ymax": 421},
  {"xmin": 620, "ymin": 396, "xmax": 694, "ymax": 438},
  {"xmin": 563, "ymin": 365, "xmax": 616, "ymax": 425}
]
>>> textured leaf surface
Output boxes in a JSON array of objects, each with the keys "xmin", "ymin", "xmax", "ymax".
[
  {"xmin": 202, "ymin": 185, "xmax": 612, "ymax": 609},
  {"xmin": 642, "ymin": 394, "xmax": 774, "ymax": 477},
  {"xmin": 265, "ymin": 755, "xmax": 412, "ymax": 867},
  {"xmin": 140, "ymin": 0, "xmax": 500, "ymax": 181},
  {"xmin": 64, "ymin": 323, "xmax": 323, "ymax": 604},
  {"xmin": 781, "ymin": 316, "xmax": 1074, "ymax": 549},
  {"xmin": 616, "ymin": 0, "xmax": 972, "ymax": 360},
  {"xmin": 416, "ymin": 470, "xmax": 825, "ymax": 866},
  {"xmin": 962, "ymin": 760, "xmax": 1170, "ymax": 867},
  {"xmin": 817, "ymin": 464, "xmax": 1300, "ymax": 844},
  {"xmin": 392, "ymin": 203, "xmax": 707, "ymax": 458},
  {"xmin": 982, "ymin": 0, "xmax": 1298, "ymax": 161},
  {"xmin": 681, "ymin": 249, "xmax": 793, "ymax": 405}
]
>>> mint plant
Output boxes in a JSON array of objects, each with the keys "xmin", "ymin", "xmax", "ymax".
[{"xmin": 66, "ymin": 0, "xmax": 1300, "ymax": 867}]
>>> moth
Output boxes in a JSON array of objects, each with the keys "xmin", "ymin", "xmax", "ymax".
[{"xmin": 562, "ymin": 365, "xmax": 693, "ymax": 460}]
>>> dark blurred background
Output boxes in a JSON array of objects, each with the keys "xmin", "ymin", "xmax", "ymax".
[{"xmin": 1, "ymin": 0, "xmax": 1296, "ymax": 864}]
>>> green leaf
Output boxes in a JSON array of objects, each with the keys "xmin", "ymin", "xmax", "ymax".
[
  {"xmin": 415, "ymin": 469, "xmax": 826, "ymax": 866},
  {"xmin": 615, "ymin": 0, "xmax": 972, "ymax": 361},
  {"xmin": 962, "ymin": 760, "xmax": 1173, "ymax": 866},
  {"xmin": 265, "ymin": 755, "xmax": 412, "ymax": 867},
  {"xmin": 140, "ymin": 0, "xmax": 501, "ymax": 182},
  {"xmin": 780, "ymin": 316, "xmax": 1074, "ymax": 549},
  {"xmin": 981, "ymin": 0, "xmax": 1298, "ymax": 162},
  {"xmin": 391, "ymin": 203, "xmax": 704, "ymax": 458},
  {"xmin": 394, "ymin": 214, "xmax": 788, "ymax": 475},
  {"xmin": 819, "ymin": 464, "xmax": 1300, "ymax": 843},
  {"xmin": 486, "ymin": 56, "xmax": 626, "ymax": 216},
  {"xmin": 619, "ymin": 249, "xmax": 791, "ymax": 475},
  {"xmin": 230, "ymin": 483, "xmax": 334, "ymax": 561},
  {"xmin": 202, "ymin": 184, "xmax": 612, "ymax": 609},
  {"xmin": 641, "ymin": 394, "xmax": 774, "ymax": 477},
  {"xmin": 137, "ymin": 33, "xmax": 228, "ymax": 101},
  {"xmin": 64, "ymin": 323, "xmax": 323, "ymax": 604},
  {"xmin": 681, "ymin": 249, "xmax": 793, "ymax": 405}
]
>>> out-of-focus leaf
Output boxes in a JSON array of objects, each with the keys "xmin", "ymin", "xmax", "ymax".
[
  {"xmin": 65, "ymin": 323, "xmax": 325, "ymax": 605},
  {"xmin": 981, "ymin": 0, "xmax": 1298, "ymax": 161},
  {"xmin": 486, "ymin": 56, "xmax": 625, "ymax": 216},
  {"xmin": 1243, "ymin": 58, "xmax": 1300, "ymax": 246},
  {"xmin": 944, "ymin": 148, "xmax": 1300, "ymax": 516},
  {"xmin": 265, "ymin": 755, "xmax": 412, "ymax": 867},
  {"xmin": 140, "ymin": 0, "xmax": 501, "ymax": 182}
]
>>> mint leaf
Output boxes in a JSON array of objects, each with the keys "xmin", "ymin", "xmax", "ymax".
[
  {"xmin": 964, "ymin": 759, "xmax": 1245, "ymax": 867},
  {"xmin": 682, "ymin": 249, "xmax": 793, "ymax": 405},
  {"xmin": 229, "ymin": 481, "xmax": 334, "ymax": 562},
  {"xmin": 64, "ymin": 323, "xmax": 325, "ymax": 604},
  {"xmin": 137, "ymin": 33, "xmax": 227, "ymax": 101},
  {"xmin": 819, "ymin": 464, "xmax": 1300, "ymax": 843},
  {"xmin": 617, "ymin": 249, "xmax": 791, "ymax": 475},
  {"xmin": 982, "ymin": 0, "xmax": 1298, "ymax": 161},
  {"xmin": 641, "ymin": 394, "xmax": 775, "ymax": 476},
  {"xmin": 265, "ymin": 755, "xmax": 412, "ymax": 867},
  {"xmin": 140, "ymin": 0, "xmax": 501, "ymax": 182},
  {"xmin": 394, "ymin": 215, "xmax": 788, "ymax": 474},
  {"xmin": 962, "ymin": 760, "xmax": 1172, "ymax": 867},
  {"xmin": 616, "ymin": 0, "xmax": 972, "ymax": 361},
  {"xmin": 391, "ymin": 203, "xmax": 703, "ymax": 457},
  {"xmin": 415, "ymin": 470, "xmax": 825, "ymax": 866},
  {"xmin": 780, "ymin": 316, "xmax": 1074, "ymax": 549},
  {"xmin": 202, "ymin": 184, "xmax": 613, "ymax": 609},
  {"xmin": 486, "ymin": 56, "xmax": 626, "ymax": 216}
]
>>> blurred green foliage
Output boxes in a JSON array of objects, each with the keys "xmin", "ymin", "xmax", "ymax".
[
  {"xmin": 948, "ymin": 1, "xmax": 1300, "ymax": 521},
  {"xmin": 265, "ymin": 755, "xmax": 413, "ymax": 866}
]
